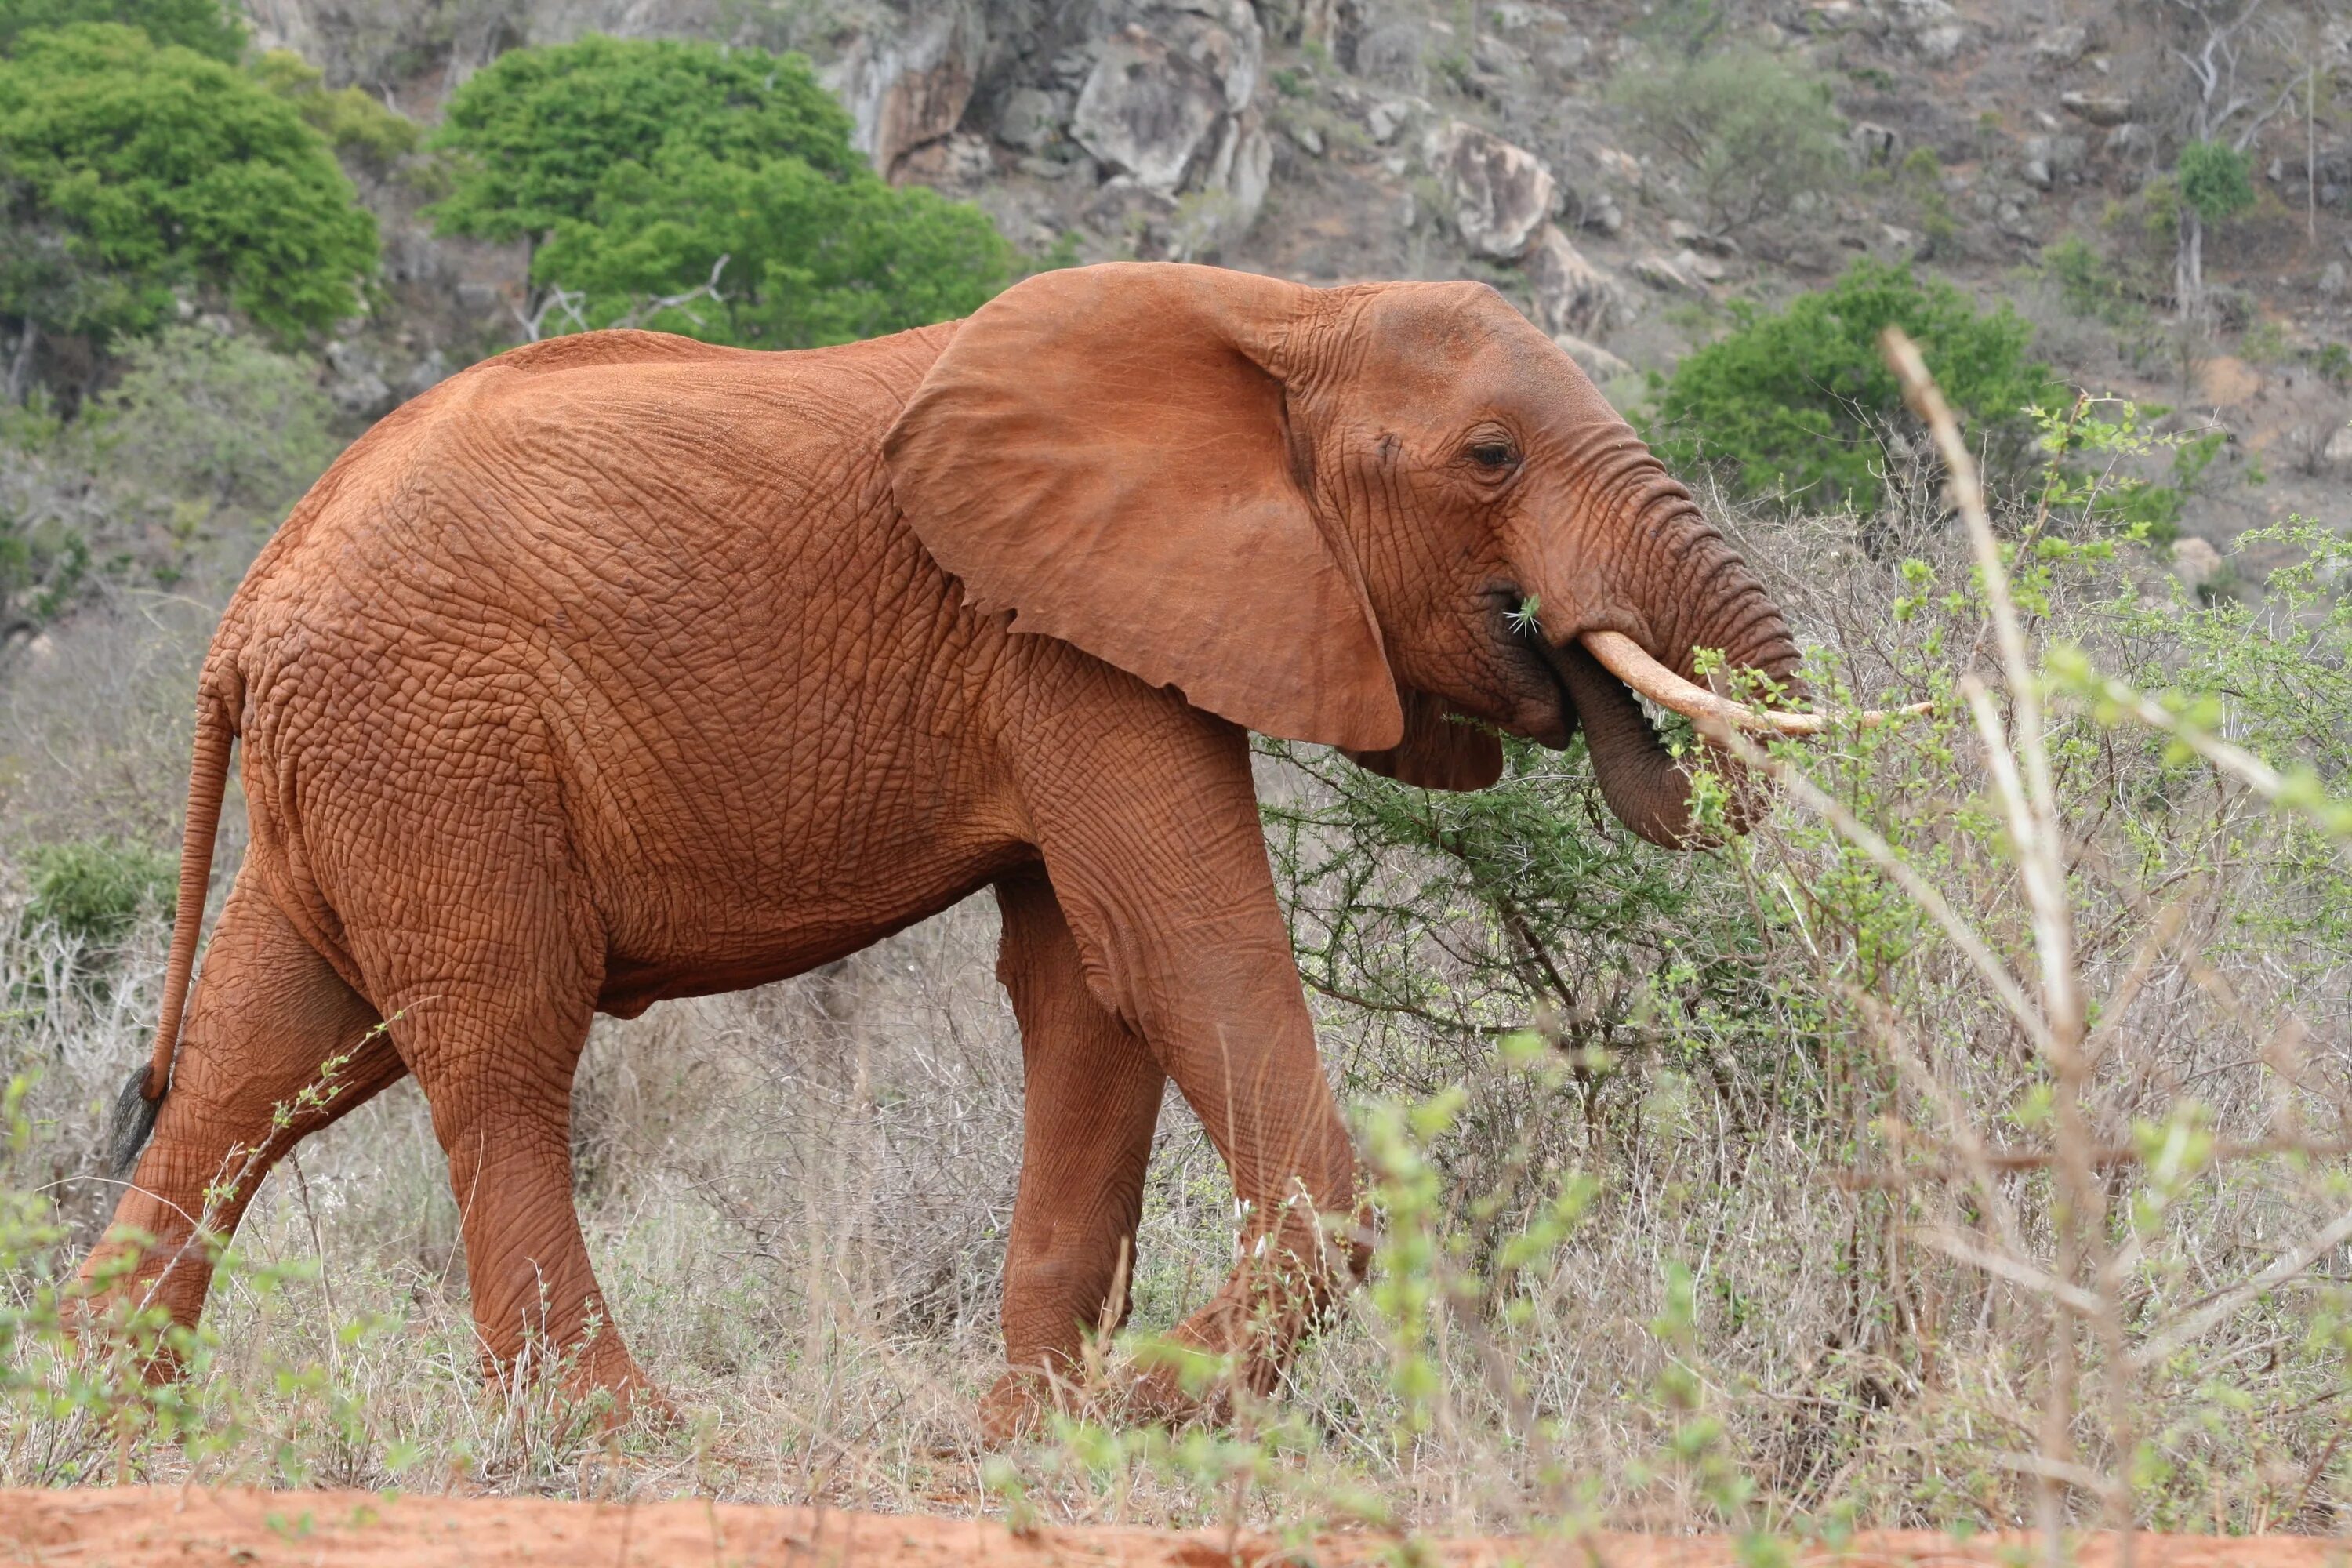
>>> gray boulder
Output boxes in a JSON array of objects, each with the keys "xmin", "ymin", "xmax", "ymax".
[
  {"xmin": 2061, "ymin": 91, "xmax": 2135, "ymax": 128},
  {"xmin": 2031, "ymin": 24, "xmax": 2090, "ymax": 68},
  {"xmin": 997, "ymin": 87, "xmax": 1066, "ymax": 154},
  {"xmin": 1071, "ymin": 0, "xmax": 1269, "ymax": 245},
  {"xmin": 1073, "ymin": 27, "xmax": 1228, "ymax": 193},
  {"xmin": 1878, "ymin": 0, "xmax": 1965, "ymax": 62},
  {"xmin": 895, "ymin": 131, "xmax": 996, "ymax": 196},
  {"xmin": 1427, "ymin": 120, "xmax": 1559, "ymax": 260},
  {"xmin": 1852, "ymin": 122, "xmax": 1900, "ymax": 166},
  {"xmin": 324, "ymin": 339, "xmax": 394, "ymax": 421},
  {"xmin": 827, "ymin": 2, "xmax": 987, "ymax": 183},
  {"xmin": 1632, "ymin": 251, "xmax": 1703, "ymax": 295},
  {"xmin": 1524, "ymin": 225, "xmax": 1630, "ymax": 339},
  {"xmin": 1553, "ymin": 332, "xmax": 1632, "ymax": 382},
  {"xmin": 2171, "ymin": 536, "xmax": 2223, "ymax": 591}
]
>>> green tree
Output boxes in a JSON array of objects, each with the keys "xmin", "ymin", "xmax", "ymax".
[
  {"xmin": 0, "ymin": 0, "xmax": 241, "ymax": 60},
  {"xmin": 0, "ymin": 23, "xmax": 378, "ymax": 388},
  {"xmin": 1610, "ymin": 47, "xmax": 1849, "ymax": 238},
  {"xmin": 2172, "ymin": 139, "xmax": 2255, "ymax": 322},
  {"xmin": 428, "ymin": 35, "xmax": 863, "ymax": 250},
  {"xmin": 253, "ymin": 49, "xmax": 420, "ymax": 173},
  {"xmin": 533, "ymin": 142, "xmax": 1012, "ymax": 347},
  {"xmin": 1647, "ymin": 259, "xmax": 2057, "ymax": 505},
  {"xmin": 429, "ymin": 34, "xmax": 1010, "ymax": 347}
]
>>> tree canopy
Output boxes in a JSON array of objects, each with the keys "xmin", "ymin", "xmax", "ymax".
[
  {"xmin": 430, "ymin": 34, "xmax": 1012, "ymax": 350},
  {"xmin": 0, "ymin": 24, "xmax": 378, "ymax": 350},
  {"xmin": 0, "ymin": 0, "xmax": 241, "ymax": 60},
  {"xmin": 1609, "ymin": 47, "xmax": 1849, "ymax": 238},
  {"xmin": 1647, "ymin": 260, "xmax": 2057, "ymax": 505},
  {"xmin": 2176, "ymin": 139, "xmax": 2256, "ymax": 228},
  {"xmin": 429, "ymin": 36, "xmax": 866, "ymax": 247}
]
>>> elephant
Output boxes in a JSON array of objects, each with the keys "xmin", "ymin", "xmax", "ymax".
[{"xmin": 78, "ymin": 261, "xmax": 1839, "ymax": 1432}]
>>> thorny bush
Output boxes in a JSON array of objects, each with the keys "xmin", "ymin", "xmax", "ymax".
[{"xmin": 0, "ymin": 396, "xmax": 2347, "ymax": 1548}]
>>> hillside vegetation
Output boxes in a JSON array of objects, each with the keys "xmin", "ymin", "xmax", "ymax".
[{"xmin": 1, "ymin": 0, "xmax": 2349, "ymax": 1548}]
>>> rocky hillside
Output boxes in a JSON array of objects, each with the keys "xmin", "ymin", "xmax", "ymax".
[{"xmin": 255, "ymin": 0, "xmax": 2352, "ymax": 553}]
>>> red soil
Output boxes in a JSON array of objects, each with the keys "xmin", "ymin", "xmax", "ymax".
[{"xmin": 2, "ymin": 1488, "xmax": 2343, "ymax": 1566}]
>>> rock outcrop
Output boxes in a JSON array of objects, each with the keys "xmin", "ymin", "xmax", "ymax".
[
  {"xmin": 829, "ymin": 2, "xmax": 988, "ymax": 183},
  {"xmin": 1524, "ymin": 225, "xmax": 1630, "ymax": 339},
  {"xmin": 1427, "ymin": 120, "xmax": 1557, "ymax": 260},
  {"xmin": 1068, "ymin": 2, "xmax": 1274, "ymax": 249}
]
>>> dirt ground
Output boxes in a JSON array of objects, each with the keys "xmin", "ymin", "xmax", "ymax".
[{"xmin": 2, "ymin": 1489, "xmax": 2346, "ymax": 1567}]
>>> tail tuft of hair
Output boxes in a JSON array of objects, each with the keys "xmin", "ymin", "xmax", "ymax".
[{"xmin": 107, "ymin": 1065, "xmax": 162, "ymax": 1176}]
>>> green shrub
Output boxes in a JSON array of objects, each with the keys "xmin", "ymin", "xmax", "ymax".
[
  {"xmin": 427, "ymin": 35, "xmax": 865, "ymax": 249},
  {"xmin": 1609, "ymin": 47, "xmax": 1848, "ymax": 237},
  {"xmin": 1899, "ymin": 147, "xmax": 1958, "ymax": 256},
  {"xmin": 24, "ymin": 837, "xmax": 174, "ymax": 945},
  {"xmin": 91, "ymin": 325, "xmax": 336, "ymax": 508},
  {"xmin": 2176, "ymin": 138, "xmax": 2256, "ymax": 228},
  {"xmin": 0, "ymin": 324, "xmax": 336, "ymax": 621},
  {"xmin": 252, "ymin": 49, "xmax": 419, "ymax": 172},
  {"xmin": 0, "ymin": 0, "xmax": 241, "ymax": 60},
  {"xmin": 0, "ymin": 24, "xmax": 379, "ymax": 350},
  {"xmin": 2038, "ymin": 234, "xmax": 2151, "ymax": 328},
  {"xmin": 428, "ymin": 34, "xmax": 1010, "ymax": 347},
  {"xmin": 1647, "ymin": 259, "xmax": 2058, "ymax": 505},
  {"xmin": 532, "ymin": 138, "xmax": 1013, "ymax": 348}
]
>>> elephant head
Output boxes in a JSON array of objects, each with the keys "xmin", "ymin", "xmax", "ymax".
[{"xmin": 884, "ymin": 262, "xmax": 1837, "ymax": 845}]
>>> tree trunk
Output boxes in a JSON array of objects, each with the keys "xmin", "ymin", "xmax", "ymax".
[
  {"xmin": 4, "ymin": 319, "xmax": 35, "ymax": 405},
  {"xmin": 2176, "ymin": 209, "xmax": 2205, "ymax": 325}
]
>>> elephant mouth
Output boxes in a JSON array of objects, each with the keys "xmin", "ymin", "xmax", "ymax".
[
  {"xmin": 1505, "ymin": 598, "xmax": 1915, "ymax": 744},
  {"xmin": 1495, "ymin": 594, "xmax": 1932, "ymax": 847},
  {"xmin": 1504, "ymin": 612, "xmax": 1584, "ymax": 750}
]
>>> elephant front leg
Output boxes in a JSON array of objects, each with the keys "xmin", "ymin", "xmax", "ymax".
[
  {"xmin": 985, "ymin": 869, "xmax": 1167, "ymax": 1439},
  {"xmin": 1011, "ymin": 702, "xmax": 1370, "ymax": 1425}
]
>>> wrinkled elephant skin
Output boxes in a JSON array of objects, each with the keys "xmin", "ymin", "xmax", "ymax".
[{"xmin": 77, "ymin": 264, "xmax": 1802, "ymax": 1431}]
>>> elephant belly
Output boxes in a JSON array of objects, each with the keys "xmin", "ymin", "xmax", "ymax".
[{"xmin": 590, "ymin": 840, "xmax": 1033, "ymax": 1018}]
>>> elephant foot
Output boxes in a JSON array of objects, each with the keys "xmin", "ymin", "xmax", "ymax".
[
  {"xmin": 495, "ymin": 1329, "xmax": 673, "ymax": 1432},
  {"xmin": 572, "ymin": 1363, "xmax": 676, "ymax": 1431},
  {"xmin": 978, "ymin": 1346, "xmax": 1221, "ymax": 1444},
  {"xmin": 978, "ymin": 1367, "xmax": 1055, "ymax": 1444},
  {"xmin": 980, "ymin": 1357, "xmax": 1171, "ymax": 1444}
]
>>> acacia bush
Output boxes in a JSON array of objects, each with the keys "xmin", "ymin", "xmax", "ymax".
[
  {"xmin": 22, "ymin": 836, "xmax": 171, "ymax": 946},
  {"xmin": 1609, "ymin": 46, "xmax": 1849, "ymax": 239},
  {"xmin": 0, "ymin": 23, "xmax": 378, "ymax": 364},
  {"xmin": 430, "ymin": 35, "xmax": 1011, "ymax": 347},
  {"xmin": 1647, "ymin": 260, "xmax": 2058, "ymax": 507},
  {"xmin": 0, "ymin": 0, "xmax": 241, "ymax": 60}
]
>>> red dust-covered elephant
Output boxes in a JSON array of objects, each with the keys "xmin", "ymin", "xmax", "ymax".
[{"xmin": 80, "ymin": 262, "xmax": 1840, "ymax": 1432}]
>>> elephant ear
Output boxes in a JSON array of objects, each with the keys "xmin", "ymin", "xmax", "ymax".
[
  {"xmin": 1344, "ymin": 687, "xmax": 1504, "ymax": 792},
  {"xmin": 883, "ymin": 262, "xmax": 1405, "ymax": 753}
]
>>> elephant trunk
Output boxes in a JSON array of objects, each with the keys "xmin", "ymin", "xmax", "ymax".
[{"xmin": 1541, "ymin": 462, "xmax": 1806, "ymax": 848}]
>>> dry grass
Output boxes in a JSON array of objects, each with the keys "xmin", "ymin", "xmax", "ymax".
[{"xmin": 1, "ymin": 353, "xmax": 2348, "ymax": 1553}]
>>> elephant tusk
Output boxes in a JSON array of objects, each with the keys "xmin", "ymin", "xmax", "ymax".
[{"xmin": 1577, "ymin": 630, "xmax": 1932, "ymax": 737}]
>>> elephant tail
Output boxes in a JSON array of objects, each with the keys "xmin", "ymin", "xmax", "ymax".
[{"xmin": 109, "ymin": 684, "xmax": 238, "ymax": 1174}]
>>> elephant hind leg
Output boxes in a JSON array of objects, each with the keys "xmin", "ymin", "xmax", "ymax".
[
  {"xmin": 984, "ymin": 868, "xmax": 1167, "ymax": 1439},
  {"xmin": 365, "ymin": 935, "xmax": 654, "ymax": 1417},
  {"xmin": 75, "ymin": 871, "xmax": 403, "ymax": 1346}
]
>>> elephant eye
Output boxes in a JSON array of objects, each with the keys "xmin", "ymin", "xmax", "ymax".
[{"xmin": 1468, "ymin": 441, "xmax": 1517, "ymax": 470}]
